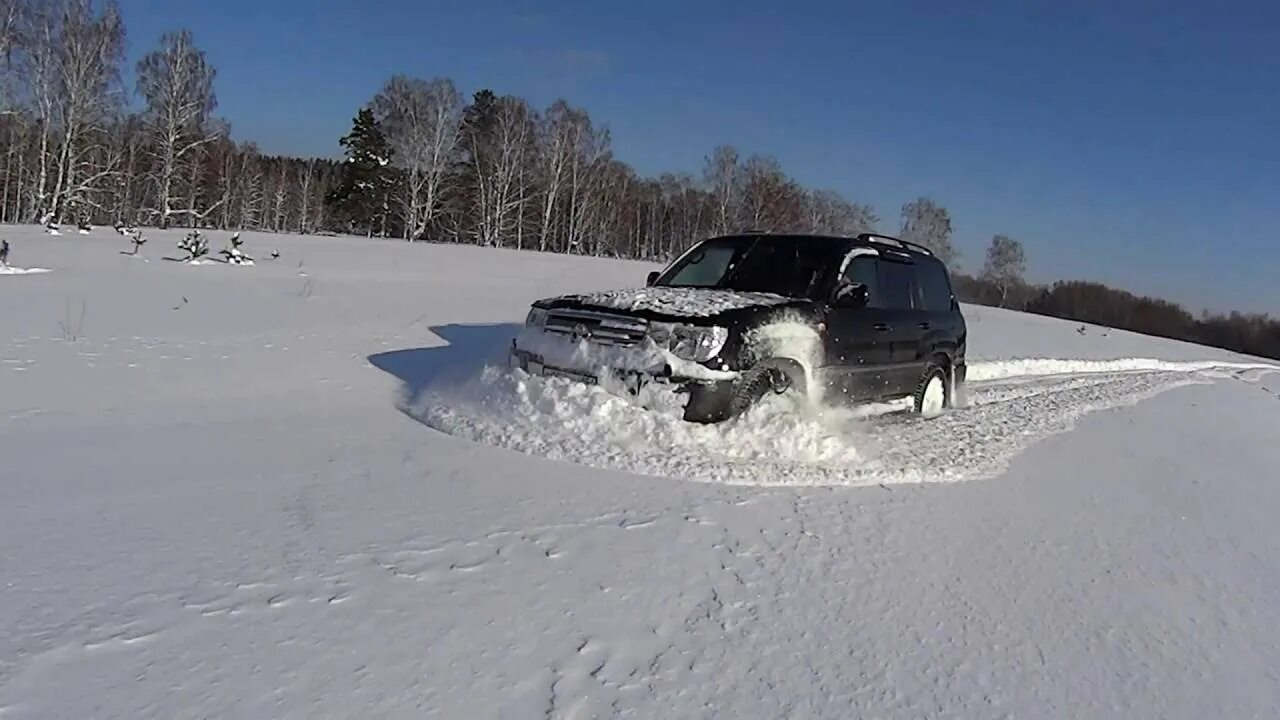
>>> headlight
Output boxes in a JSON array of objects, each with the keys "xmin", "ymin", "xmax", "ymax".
[
  {"xmin": 667, "ymin": 325, "xmax": 728, "ymax": 362},
  {"xmin": 525, "ymin": 308, "xmax": 548, "ymax": 328}
]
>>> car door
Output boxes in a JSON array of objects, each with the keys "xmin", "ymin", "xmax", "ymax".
[
  {"xmin": 821, "ymin": 252, "xmax": 892, "ymax": 401},
  {"xmin": 910, "ymin": 257, "xmax": 963, "ymax": 362},
  {"xmin": 873, "ymin": 255, "xmax": 929, "ymax": 397}
]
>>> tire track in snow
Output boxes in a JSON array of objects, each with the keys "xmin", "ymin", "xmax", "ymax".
[
  {"xmin": 965, "ymin": 357, "xmax": 1278, "ymax": 382},
  {"xmin": 412, "ymin": 359, "xmax": 1278, "ymax": 487}
]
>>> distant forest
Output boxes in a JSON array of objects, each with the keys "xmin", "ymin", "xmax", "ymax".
[{"xmin": 1, "ymin": 0, "xmax": 1277, "ymax": 360}]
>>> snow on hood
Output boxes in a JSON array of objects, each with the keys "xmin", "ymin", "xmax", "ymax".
[{"xmin": 554, "ymin": 287, "xmax": 796, "ymax": 318}]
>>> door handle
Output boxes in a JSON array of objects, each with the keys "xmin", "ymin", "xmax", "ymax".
[
  {"xmin": 873, "ymin": 323, "xmax": 891, "ymax": 332},
  {"xmin": 917, "ymin": 321, "xmax": 931, "ymax": 330}
]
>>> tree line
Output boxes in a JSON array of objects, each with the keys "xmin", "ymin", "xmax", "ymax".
[
  {"xmin": 0, "ymin": 0, "xmax": 340, "ymax": 233},
  {"xmin": 961, "ymin": 246, "xmax": 1280, "ymax": 361},
  {"xmin": 320, "ymin": 81, "xmax": 912, "ymax": 260},
  {"xmin": 1, "ymin": 0, "xmax": 1277, "ymax": 360},
  {"xmin": 0, "ymin": 1, "xmax": 947, "ymax": 257}
]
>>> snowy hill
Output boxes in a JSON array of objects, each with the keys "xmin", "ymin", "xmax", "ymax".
[{"xmin": 2, "ymin": 225, "xmax": 1279, "ymax": 718}]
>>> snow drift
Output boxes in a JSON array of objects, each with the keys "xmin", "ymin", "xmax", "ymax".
[{"xmin": 412, "ymin": 356, "xmax": 1276, "ymax": 487}]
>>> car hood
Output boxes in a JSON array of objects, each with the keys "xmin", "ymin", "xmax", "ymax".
[{"xmin": 534, "ymin": 286, "xmax": 810, "ymax": 323}]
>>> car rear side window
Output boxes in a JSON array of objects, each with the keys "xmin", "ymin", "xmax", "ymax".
[
  {"xmin": 876, "ymin": 260, "xmax": 916, "ymax": 310},
  {"xmin": 914, "ymin": 261, "xmax": 955, "ymax": 312}
]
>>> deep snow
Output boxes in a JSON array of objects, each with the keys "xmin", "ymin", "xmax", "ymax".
[{"xmin": 2, "ymin": 225, "xmax": 1280, "ymax": 718}]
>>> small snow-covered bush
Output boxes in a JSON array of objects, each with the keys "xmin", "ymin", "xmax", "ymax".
[
  {"xmin": 39, "ymin": 212, "xmax": 59, "ymax": 235},
  {"xmin": 126, "ymin": 229, "xmax": 147, "ymax": 255},
  {"xmin": 178, "ymin": 230, "xmax": 209, "ymax": 261},
  {"xmin": 219, "ymin": 232, "xmax": 253, "ymax": 265}
]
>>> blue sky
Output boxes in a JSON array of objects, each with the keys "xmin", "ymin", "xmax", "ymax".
[{"xmin": 116, "ymin": 0, "xmax": 1280, "ymax": 314}]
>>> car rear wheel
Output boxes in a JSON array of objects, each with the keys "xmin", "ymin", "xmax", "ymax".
[{"xmin": 913, "ymin": 362, "xmax": 949, "ymax": 419}]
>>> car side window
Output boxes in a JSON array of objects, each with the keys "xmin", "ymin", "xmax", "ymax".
[
  {"xmin": 841, "ymin": 256, "xmax": 880, "ymax": 306},
  {"xmin": 876, "ymin": 260, "xmax": 916, "ymax": 310},
  {"xmin": 914, "ymin": 261, "xmax": 955, "ymax": 312}
]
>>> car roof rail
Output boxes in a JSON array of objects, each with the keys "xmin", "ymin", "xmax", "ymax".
[{"xmin": 861, "ymin": 233, "xmax": 933, "ymax": 256}]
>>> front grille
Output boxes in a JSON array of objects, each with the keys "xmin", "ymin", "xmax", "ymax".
[{"xmin": 544, "ymin": 309, "xmax": 649, "ymax": 346}]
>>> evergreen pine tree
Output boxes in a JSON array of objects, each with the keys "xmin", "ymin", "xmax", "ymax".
[
  {"xmin": 178, "ymin": 229, "xmax": 209, "ymax": 261},
  {"xmin": 324, "ymin": 108, "xmax": 397, "ymax": 237}
]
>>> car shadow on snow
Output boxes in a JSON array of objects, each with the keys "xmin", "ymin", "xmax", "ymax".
[{"xmin": 367, "ymin": 322, "xmax": 522, "ymax": 409}]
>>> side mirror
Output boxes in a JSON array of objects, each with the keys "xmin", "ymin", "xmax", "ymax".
[
  {"xmin": 646, "ymin": 271, "xmax": 659, "ymax": 287},
  {"xmin": 832, "ymin": 282, "xmax": 868, "ymax": 309}
]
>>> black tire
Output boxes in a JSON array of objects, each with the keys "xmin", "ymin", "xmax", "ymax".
[
  {"xmin": 912, "ymin": 361, "xmax": 950, "ymax": 418},
  {"xmin": 728, "ymin": 360, "xmax": 806, "ymax": 419}
]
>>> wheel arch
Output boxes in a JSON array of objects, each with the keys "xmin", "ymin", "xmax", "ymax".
[
  {"xmin": 739, "ymin": 320, "xmax": 824, "ymax": 395},
  {"xmin": 928, "ymin": 348, "xmax": 953, "ymax": 372},
  {"xmin": 753, "ymin": 356, "xmax": 809, "ymax": 392}
]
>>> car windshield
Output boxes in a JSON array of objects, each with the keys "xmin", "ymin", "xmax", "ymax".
[{"xmin": 656, "ymin": 236, "xmax": 843, "ymax": 298}]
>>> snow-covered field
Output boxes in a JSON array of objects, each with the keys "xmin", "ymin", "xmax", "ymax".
[{"xmin": 3, "ymin": 224, "xmax": 1280, "ymax": 718}]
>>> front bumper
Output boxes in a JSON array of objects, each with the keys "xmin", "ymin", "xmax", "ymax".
[{"xmin": 509, "ymin": 341, "xmax": 732, "ymax": 394}]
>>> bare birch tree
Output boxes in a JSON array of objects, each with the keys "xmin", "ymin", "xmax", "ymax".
[
  {"xmin": 270, "ymin": 159, "xmax": 289, "ymax": 231},
  {"xmin": 135, "ymin": 28, "xmax": 218, "ymax": 227},
  {"xmin": 534, "ymin": 100, "xmax": 576, "ymax": 252},
  {"xmin": 900, "ymin": 196, "xmax": 956, "ymax": 263},
  {"xmin": 372, "ymin": 75, "xmax": 461, "ymax": 241},
  {"xmin": 0, "ymin": 0, "xmax": 31, "ymax": 112},
  {"xmin": 658, "ymin": 172, "xmax": 710, "ymax": 256},
  {"xmin": 564, "ymin": 111, "xmax": 609, "ymax": 253},
  {"xmin": 739, "ymin": 154, "xmax": 803, "ymax": 232},
  {"xmin": 981, "ymin": 234, "xmax": 1026, "ymax": 306},
  {"xmin": 703, "ymin": 145, "xmax": 739, "ymax": 236},
  {"xmin": 233, "ymin": 144, "xmax": 262, "ymax": 229},
  {"xmin": 24, "ymin": 0, "xmax": 124, "ymax": 224},
  {"xmin": 297, "ymin": 157, "xmax": 316, "ymax": 233},
  {"xmin": 461, "ymin": 91, "xmax": 535, "ymax": 247},
  {"xmin": 804, "ymin": 189, "xmax": 878, "ymax": 236}
]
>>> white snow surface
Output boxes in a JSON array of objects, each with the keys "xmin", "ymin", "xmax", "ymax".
[
  {"xmin": 558, "ymin": 285, "xmax": 795, "ymax": 317},
  {"xmin": 3, "ymin": 225, "xmax": 1280, "ymax": 718},
  {"xmin": 0, "ymin": 265, "xmax": 51, "ymax": 275}
]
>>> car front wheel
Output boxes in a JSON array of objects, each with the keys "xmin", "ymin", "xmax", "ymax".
[
  {"xmin": 728, "ymin": 359, "xmax": 807, "ymax": 419},
  {"xmin": 682, "ymin": 359, "xmax": 807, "ymax": 424}
]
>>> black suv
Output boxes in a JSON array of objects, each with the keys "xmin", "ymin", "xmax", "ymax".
[{"xmin": 511, "ymin": 232, "xmax": 967, "ymax": 423}]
